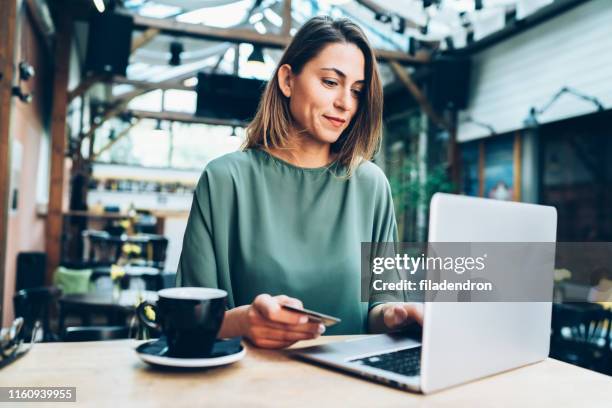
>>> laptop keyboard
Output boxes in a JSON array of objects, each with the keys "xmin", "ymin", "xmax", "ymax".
[{"xmin": 350, "ymin": 347, "xmax": 421, "ymax": 377}]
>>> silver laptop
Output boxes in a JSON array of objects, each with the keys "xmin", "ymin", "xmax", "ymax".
[{"xmin": 292, "ymin": 193, "xmax": 557, "ymax": 394}]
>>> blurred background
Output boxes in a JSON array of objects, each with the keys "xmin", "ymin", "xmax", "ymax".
[{"xmin": 0, "ymin": 0, "xmax": 610, "ymax": 373}]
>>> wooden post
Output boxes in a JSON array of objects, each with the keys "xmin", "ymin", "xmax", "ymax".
[
  {"xmin": 45, "ymin": 11, "xmax": 72, "ymax": 283},
  {"xmin": 282, "ymin": 0, "xmax": 292, "ymax": 37},
  {"xmin": 0, "ymin": 0, "xmax": 18, "ymax": 324}
]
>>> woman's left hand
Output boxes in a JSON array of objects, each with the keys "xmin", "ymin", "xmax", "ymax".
[
  {"xmin": 368, "ymin": 302, "xmax": 423, "ymax": 333},
  {"xmin": 381, "ymin": 302, "xmax": 423, "ymax": 330}
]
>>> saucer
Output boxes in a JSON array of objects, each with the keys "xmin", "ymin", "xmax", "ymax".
[{"xmin": 136, "ymin": 337, "xmax": 246, "ymax": 368}]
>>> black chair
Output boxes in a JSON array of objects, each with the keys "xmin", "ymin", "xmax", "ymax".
[
  {"xmin": 134, "ymin": 211, "xmax": 158, "ymax": 234},
  {"xmin": 82, "ymin": 230, "xmax": 120, "ymax": 264},
  {"xmin": 62, "ymin": 326, "xmax": 130, "ymax": 342},
  {"xmin": 13, "ymin": 286, "xmax": 62, "ymax": 342},
  {"xmin": 550, "ymin": 303, "xmax": 611, "ymax": 374},
  {"xmin": 15, "ymin": 252, "xmax": 46, "ymax": 291},
  {"xmin": 90, "ymin": 265, "xmax": 161, "ymax": 291},
  {"xmin": 158, "ymin": 271, "xmax": 176, "ymax": 290},
  {"xmin": 146, "ymin": 235, "xmax": 168, "ymax": 269}
]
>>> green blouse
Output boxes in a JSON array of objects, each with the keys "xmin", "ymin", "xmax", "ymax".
[{"xmin": 176, "ymin": 148, "xmax": 398, "ymax": 334}]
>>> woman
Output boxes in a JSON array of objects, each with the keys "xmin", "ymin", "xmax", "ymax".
[{"xmin": 177, "ymin": 16, "xmax": 422, "ymax": 349}]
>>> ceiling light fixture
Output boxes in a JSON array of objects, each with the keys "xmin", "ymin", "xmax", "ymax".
[
  {"xmin": 408, "ymin": 37, "xmax": 418, "ymax": 56},
  {"xmin": 374, "ymin": 12, "xmax": 391, "ymax": 23},
  {"xmin": 169, "ymin": 42, "xmax": 184, "ymax": 66},
  {"xmin": 247, "ymin": 45, "xmax": 265, "ymax": 68},
  {"xmin": 444, "ymin": 36, "xmax": 455, "ymax": 50},
  {"xmin": 93, "ymin": 0, "xmax": 105, "ymax": 13},
  {"xmin": 390, "ymin": 14, "xmax": 405, "ymax": 34}
]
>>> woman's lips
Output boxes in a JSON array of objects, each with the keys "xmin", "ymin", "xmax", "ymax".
[{"xmin": 323, "ymin": 115, "xmax": 346, "ymax": 128}]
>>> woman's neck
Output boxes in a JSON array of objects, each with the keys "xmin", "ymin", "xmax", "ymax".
[{"xmin": 267, "ymin": 129, "xmax": 334, "ymax": 168}]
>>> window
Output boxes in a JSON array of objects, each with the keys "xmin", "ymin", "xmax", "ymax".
[{"xmin": 96, "ymin": 119, "xmax": 244, "ymax": 170}]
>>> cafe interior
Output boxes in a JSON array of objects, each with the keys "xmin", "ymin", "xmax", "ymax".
[{"xmin": 0, "ymin": 0, "xmax": 610, "ymax": 402}]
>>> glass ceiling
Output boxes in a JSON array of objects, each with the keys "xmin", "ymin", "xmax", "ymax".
[
  {"xmin": 97, "ymin": 0, "xmax": 558, "ymax": 170},
  {"xmin": 119, "ymin": 0, "xmax": 558, "ymax": 85}
]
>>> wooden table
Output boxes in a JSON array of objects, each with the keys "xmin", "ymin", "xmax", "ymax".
[{"xmin": 2, "ymin": 336, "xmax": 610, "ymax": 407}]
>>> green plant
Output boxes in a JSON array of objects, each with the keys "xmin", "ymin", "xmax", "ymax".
[{"xmin": 389, "ymin": 156, "xmax": 455, "ymax": 240}]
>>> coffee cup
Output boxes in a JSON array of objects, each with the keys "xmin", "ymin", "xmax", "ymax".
[{"xmin": 137, "ymin": 287, "xmax": 227, "ymax": 358}]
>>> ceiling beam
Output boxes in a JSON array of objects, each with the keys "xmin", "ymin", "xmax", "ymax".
[
  {"xmin": 131, "ymin": 14, "xmax": 288, "ymax": 48},
  {"xmin": 113, "ymin": 76, "xmax": 193, "ymax": 92},
  {"xmin": 356, "ymin": 0, "xmax": 421, "ymax": 31},
  {"xmin": 67, "ymin": 73, "xmax": 107, "ymax": 102},
  {"xmin": 281, "ymin": 0, "xmax": 292, "ymax": 37},
  {"xmin": 128, "ymin": 13, "xmax": 426, "ymax": 65},
  {"xmin": 91, "ymin": 119, "xmax": 142, "ymax": 161},
  {"xmin": 131, "ymin": 28, "xmax": 160, "ymax": 53},
  {"xmin": 389, "ymin": 61, "xmax": 448, "ymax": 130},
  {"xmin": 130, "ymin": 109, "xmax": 247, "ymax": 127},
  {"xmin": 89, "ymin": 67, "xmax": 217, "ymax": 133},
  {"xmin": 82, "ymin": 96, "xmax": 135, "ymax": 144}
]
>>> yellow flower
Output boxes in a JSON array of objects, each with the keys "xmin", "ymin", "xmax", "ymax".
[
  {"xmin": 122, "ymin": 243, "xmax": 142, "ymax": 256},
  {"xmin": 144, "ymin": 305, "xmax": 156, "ymax": 322},
  {"xmin": 110, "ymin": 264, "xmax": 126, "ymax": 281},
  {"xmin": 554, "ymin": 268, "xmax": 572, "ymax": 282},
  {"xmin": 119, "ymin": 220, "xmax": 131, "ymax": 230}
]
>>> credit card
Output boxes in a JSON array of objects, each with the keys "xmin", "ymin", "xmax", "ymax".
[{"xmin": 281, "ymin": 304, "xmax": 341, "ymax": 327}]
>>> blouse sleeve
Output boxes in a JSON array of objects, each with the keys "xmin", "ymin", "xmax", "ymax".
[
  {"xmin": 176, "ymin": 171, "xmax": 219, "ymax": 289},
  {"xmin": 367, "ymin": 175, "xmax": 406, "ymax": 310}
]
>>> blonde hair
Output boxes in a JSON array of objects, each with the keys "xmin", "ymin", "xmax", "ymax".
[{"xmin": 243, "ymin": 16, "xmax": 383, "ymax": 177}]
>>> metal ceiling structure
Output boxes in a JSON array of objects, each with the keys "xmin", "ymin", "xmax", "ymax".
[
  {"xmin": 69, "ymin": 0, "xmax": 566, "ymax": 94},
  {"xmin": 50, "ymin": 0, "xmax": 579, "ymax": 175}
]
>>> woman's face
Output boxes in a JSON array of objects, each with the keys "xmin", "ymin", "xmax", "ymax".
[{"xmin": 278, "ymin": 42, "xmax": 365, "ymax": 146}]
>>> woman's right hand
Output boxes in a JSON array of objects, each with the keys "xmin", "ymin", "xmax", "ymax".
[{"xmin": 240, "ymin": 294, "xmax": 325, "ymax": 349}]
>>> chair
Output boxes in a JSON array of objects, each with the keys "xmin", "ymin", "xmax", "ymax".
[
  {"xmin": 13, "ymin": 286, "xmax": 62, "ymax": 342},
  {"xmin": 158, "ymin": 271, "xmax": 177, "ymax": 290},
  {"xmin": 134, "ymin": 211, "xmax": 158, "ymax": 234},
  {"xmin": 82, "ymin": 230, "xmax": 122, "ymax": 264},
  {"xmin": 62, "ymin": 326, "xmax": 130, "ymax": 342},
  {"xmin": 15, "ymin": 252, "xmax": 46, "ymax": 291},
  {"xmin": 53, "ymin": 266, "xmax": 93, "ymax": 295},
  {"xmin": 89, "ymin": 265, "xmax": 160, "ymax": 291},
  {"xmin": 550, "ymin": 303, "xmax": 611, "ymax": 374},
  {"xmin": 144, "ymin": 235, "xmax": 168, "ymax": 269}
]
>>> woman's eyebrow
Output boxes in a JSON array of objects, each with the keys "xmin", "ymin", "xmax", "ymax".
[{"xmin": 320, "ymin": 67, "xmax": 365, "ymax": 84}]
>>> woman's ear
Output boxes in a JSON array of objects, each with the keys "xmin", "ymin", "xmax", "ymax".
[{"xmin": 277, "ymin": 64, "xmax": 293, "ymax": 98}]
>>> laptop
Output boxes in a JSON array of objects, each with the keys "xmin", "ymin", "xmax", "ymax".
[{"xmin": 292, "ymin": 193, "xmax": 557, "ymax": 394}]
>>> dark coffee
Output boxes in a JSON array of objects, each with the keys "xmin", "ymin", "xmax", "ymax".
[{"xmin": 137, "ymin": 287, "xmax": 227, "ymax": 358}]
